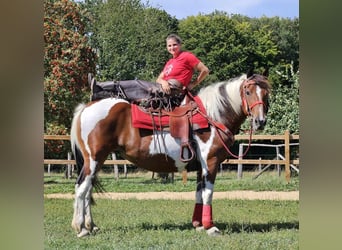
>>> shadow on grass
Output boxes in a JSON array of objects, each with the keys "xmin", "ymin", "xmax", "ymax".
[
  {"xmin": 216, "ymin": 221, "xmax": 299, "ymax": 233},
  {"xmin": 116, "ymin": 220, "xmax": 299, "ymax": 234}
]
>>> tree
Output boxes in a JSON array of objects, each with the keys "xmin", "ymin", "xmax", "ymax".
[
  {"xmin": 178, "ymin": 13, "xmax": 278, "ymax": 88},
  {"xmin": 264, "ymin": 63, "xmax": 299, "ymax": 134},
  {"xmin": 86, "ymin": 0, "xmax": 178, "ymax": 81},
  {"xmin": 44, "ymin": 0, "xmax": 96, "ymax": 157},
  {"xmin": 249, "ymin": 16, "xmax": 299, "ymax": 73},
  {"xmin": 44, "ymin": 0, "xmax": 96, "ymax": 131}
]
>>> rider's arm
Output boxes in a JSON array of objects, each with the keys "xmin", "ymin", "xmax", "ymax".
[
  {"xmin": 188, "ymin": 62, "xmax": 209, "ymax": 90},
  {"xmin": 156, "ymin": 71, "xmax": 171, "ymax": 94}
]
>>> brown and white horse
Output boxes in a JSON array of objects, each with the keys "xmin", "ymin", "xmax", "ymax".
[{"xmin": 70, "ymin": 73, "xmax": 270, "ymax": 237}]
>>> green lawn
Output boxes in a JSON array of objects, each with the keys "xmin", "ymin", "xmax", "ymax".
[
  {"xmin": 44, "ymin": 170, "xmax": 299, "ymax": 249},
  {"xmin": 44, "ymin": 170, "xmax": 299, "ymax": 194},
  {"xmin": 45, "ymin": 198, "xmax": 298, "ymax": 249}
]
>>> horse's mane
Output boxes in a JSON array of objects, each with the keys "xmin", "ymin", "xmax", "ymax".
[{"xmin": 198, "ymin": 74, "xmax": 247, "ymax": 122}]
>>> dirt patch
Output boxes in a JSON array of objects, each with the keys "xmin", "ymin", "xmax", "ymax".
[{"xmin": 45, "ymin": 191, "xmax": 299, "ymax": 200}]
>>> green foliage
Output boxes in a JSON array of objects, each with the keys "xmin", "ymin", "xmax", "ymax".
[
  {"xmin": 45, "ymin": 198, "xmax": 298, "ymax": 249},
  {"xmin": 44, "ymin": 0, "xmax": 97, "ymax": 158},
  {"xmin": 87, "ymin": 0, "xmax": 178, "ymax": 81},
  {"xmin": 178, "ymin": 13, "xmax": 279, "ymax": 86},
  {"xmin": 250, "ymin": 16, "xmax": 299, "ymax": 72},
  {"xmin": 44, "ymin": 0, "xmax": 96, "ymax": 128},
  {"xmin": 264, "ymin": 63, "xmax": 299, "ymax": 134}
]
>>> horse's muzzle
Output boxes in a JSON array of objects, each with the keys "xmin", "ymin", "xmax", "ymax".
[{"xmin": 254, "ymin": 118, "xmax": 266, "ymax": 130}]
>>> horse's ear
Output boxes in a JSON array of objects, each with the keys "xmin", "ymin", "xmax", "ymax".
[
  {"xmin": 262, "ymin": 67, "xmax": 269, "ymax": 77},
  {"xmin": 246, "ymin": 68, "xmax": 254, "ymax": 78}
]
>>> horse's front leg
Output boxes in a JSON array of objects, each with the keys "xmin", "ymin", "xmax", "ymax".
[
  {"xmin": 192, "ymin": 170, "xmax": 204, "ymax": 228},
  {"xmin": 192, "ymin": 171, "xmax": 220, "ymax": 236},
  {"xmin": 202, "ymin": 173, "xmax": 221, "ymax": 236}
]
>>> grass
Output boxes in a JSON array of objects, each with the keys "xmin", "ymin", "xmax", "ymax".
[
  {"xmin": 44, "ymin": 170, "xmax": 299, "ymax": 249},
  {"xmin": 44, "ymin": 170, "xmax": 299, "ymax": 194},
  {"xmin": 45, "ymin": 199, "xmax": 298, "ymax": 249}
]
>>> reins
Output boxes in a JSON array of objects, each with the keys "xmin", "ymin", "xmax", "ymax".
[
  {"xmin": 187, "ymin": 77, "xmax": 266, "ymax": 159},
  {"xmin": 196, "ymin": 108, "xmax": 254, "ymax": 159}
]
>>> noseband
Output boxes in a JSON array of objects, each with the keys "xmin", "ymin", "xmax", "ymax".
[{"xmin": 242, "ymin": 79, "xmax": 266, "ymax": 115}]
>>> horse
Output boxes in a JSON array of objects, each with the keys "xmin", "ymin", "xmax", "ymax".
[{"xmin": 70, "ymin": 72, "xmax": 271, "ymax": 237}]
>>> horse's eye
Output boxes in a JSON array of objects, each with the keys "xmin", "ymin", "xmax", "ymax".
[{"xmin": 245, "ymin": 90, "xmax": 250, "ymax": 96}]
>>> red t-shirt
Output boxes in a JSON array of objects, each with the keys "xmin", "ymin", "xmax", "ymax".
[{"xmin": 162, "ymin": 51, "xmax": 200, "ymax": 87}]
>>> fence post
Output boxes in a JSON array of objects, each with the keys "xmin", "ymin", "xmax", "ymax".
[
  {"xmin": 123, "ymin": 164, "xmax": 127, "ymax": 178},
  {"xmin": 276, "ymin": 146, "xmax": 281, "ymax": 177},
  {"xmin": 182, "ymin": 170, "xmax": 187, "ymax": 184},
  {"xmin": 67, "ymin": 152, "xmax": 72, "ymax": 179},
  {"xmin": 237, "ymin": 144, "xmax": 243, "ymax": 179},
  {"xmin": 284, "ymin": 130, "xmax": 291, "ymax": 183},
  {"xmin": 112, "ymin": 153, "xmax": 119, "ymax": 180}
]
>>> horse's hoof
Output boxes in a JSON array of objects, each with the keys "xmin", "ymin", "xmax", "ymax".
[
  {"xmin": 92, "ymin": 226, "xmax": 100, "ymax": 233},
  {"xmin": 206, "ymin": 226, "xmax": 221, "ymax": 236},
  {"xmin": 192, "ymin": 221, "xmax": 201, "ymax": 228},
  {"xmin": 195, "ymin": 226, "xmax": 205, "ymax": 232},
  {"xmin": 77, "ymin": 228, "xmax": 90, "ymax": 238}
]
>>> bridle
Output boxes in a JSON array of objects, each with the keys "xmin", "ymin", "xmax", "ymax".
[{"xmin": 241, "ymin": 78, "xmax": 267, "ymax": 116}]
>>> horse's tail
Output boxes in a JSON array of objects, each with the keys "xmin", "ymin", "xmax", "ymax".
[
  {"xmin": 70, "ymin": 103, "xmax": 105, "ymax": 204},
  {"xmin": 70, "ymin": 103, "xmax": 86, "ymax": 180}
]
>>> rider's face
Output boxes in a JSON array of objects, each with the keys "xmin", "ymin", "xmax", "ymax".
[{"xmin": 166, "ymin": 38, "xmax": 181, "ymax": 57}]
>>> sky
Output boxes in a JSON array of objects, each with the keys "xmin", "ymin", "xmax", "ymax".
[{"xmin": 143, "ymin": 0, "xmax": 299, "ymax": 19}]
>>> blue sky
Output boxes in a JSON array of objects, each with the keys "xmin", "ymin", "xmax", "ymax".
[{"xmin": 143, "ymin": 0, "xmax": 299, "ymax": 19}]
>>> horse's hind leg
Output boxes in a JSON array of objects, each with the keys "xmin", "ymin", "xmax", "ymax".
[
  {"xmin": 84, "ymin": 186, "xmax": 99, "ymax": 233},
  {"xmin": 72, "ymin": 175, "xmax": 93, "ymax": 237},
  {"xmin": 71, "ymin": 159, "xmax": 97, "ymax": 237}
]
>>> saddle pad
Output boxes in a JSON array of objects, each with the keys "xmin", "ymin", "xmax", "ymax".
[{"xmin": 131, "ymin": 96, "xmax": 209, "ymax": 130}]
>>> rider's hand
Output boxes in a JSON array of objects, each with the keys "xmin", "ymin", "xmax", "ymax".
[{"xmin": 161, "ymin": 81, "xmax": 171, "ymax": 95}]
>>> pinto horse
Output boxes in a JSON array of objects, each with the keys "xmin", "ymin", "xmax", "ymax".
[{"xmin": 70, "ymin": 73, "xmax": 270, "ymax": 237}]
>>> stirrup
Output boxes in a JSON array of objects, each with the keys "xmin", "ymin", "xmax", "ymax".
[{"xmin": 180, "ymin": 143, "xmax": 195, "ymax": 163}]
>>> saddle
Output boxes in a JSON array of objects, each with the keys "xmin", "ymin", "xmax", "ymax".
[
  {"xmin": 159, "ymin": 99, "xmax": 199, "ymax": 162},
  {"xmin": 131, "ymin": 94, "xmax": 208, "ymax": 163}
]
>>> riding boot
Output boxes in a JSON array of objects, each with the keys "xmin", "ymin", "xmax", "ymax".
[
  {"xmin": 91, "ymin": 91, "xmax": 114, "ymax": 101},
  {"xmin": 88, "ymin": 73, "xmax": 104, "ymax": 96}
]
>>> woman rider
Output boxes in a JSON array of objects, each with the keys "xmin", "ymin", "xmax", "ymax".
[{"xmin": 90, "ymin": 34, "xmax": 209, "ymax": 103}]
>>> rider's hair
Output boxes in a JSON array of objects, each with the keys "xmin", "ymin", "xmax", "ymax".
[{"xmin": 166, "ymin": 34, "xmax": 182, "ymax": 44}]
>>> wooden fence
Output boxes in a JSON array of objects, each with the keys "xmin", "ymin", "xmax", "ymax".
[{"xmin": 44, "ymin": 130, "xmax": 299, "ymax": 182}]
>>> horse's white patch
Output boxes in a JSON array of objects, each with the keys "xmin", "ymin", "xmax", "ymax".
[
  {"xmin": 256, "ymin": 85, "xmax": 264, "ymax": 120},
  {"xmin": 194, "ymin": 126, "xmax": 216, "ymax": 176},
  {"xmin": 75, "ymin": 175, "xmax": 92, "ymax": 199},
  {"xmin": 202, "ymin": 181, "xmax": 214, "ymax": 204},
  {"xmin": 80, "ymin": 98, "xmax": 128, "ymax": 154},
  {"xmin": 225, "ymin": 78, "xmax": 244, "ymax": 115},
  {"xmin": 148, "ymin": 131, "xmax": 188, "ymax": 169}
]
